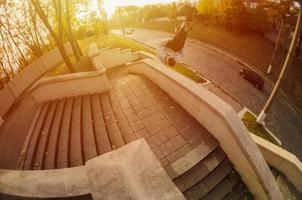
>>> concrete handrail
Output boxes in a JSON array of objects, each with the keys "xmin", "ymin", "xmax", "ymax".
[
  {"xmin": 30, "ymin": 69, "xmax": 110, "ymax": 103},
  {"xmin": 30, "ymin": 69, "xmax": 106, "ymax": 92},
  {"xmin": 0, "ymin": 166, "xmax": 90, "ymax": 198},
  {"xmin": 127, "ymin": 59, "xmax": 283, "ymax": 200},
  {"xmin": 0, "ymin": 43, "xmax": 73, "ymax": 119},
  {"xmin": 252, "ymin": 134, "xmax": 302, "ymax": 193}
]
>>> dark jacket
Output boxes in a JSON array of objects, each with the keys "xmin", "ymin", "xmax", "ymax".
[{"xmin": 166, "ymin": 28, "xmax": 187, "ymax": 53}]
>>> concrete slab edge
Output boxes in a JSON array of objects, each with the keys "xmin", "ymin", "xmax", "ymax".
[
  {"xmin": 0, "ymin": 166, "xmax": 90, "ymax": 198},
  {"xmin": 164, "ymin": 141, "xmax": 218, "ymax": 180}
]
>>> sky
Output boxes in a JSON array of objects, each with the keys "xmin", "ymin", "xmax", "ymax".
[{"xmin": 92, "ymin": 0, "xmax": 175, "ymax": 17}]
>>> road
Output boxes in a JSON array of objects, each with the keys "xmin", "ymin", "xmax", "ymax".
[{"xmin": 113, "ymin": 28, "xmax": 302, "ymax": 159}]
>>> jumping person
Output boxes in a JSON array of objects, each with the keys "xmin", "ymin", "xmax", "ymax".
[{"xmin": 157, "ymin": 19, "xmax": 191, "ymax": 67}]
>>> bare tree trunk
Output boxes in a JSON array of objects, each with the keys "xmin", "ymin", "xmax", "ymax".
[
  {"xmin": 32, "ymin": 0, "xmax": 76, "ymax": 73},
  {"xmin": 65, "ymin": 0, "xmax": 81, "ymax": 61},
  {"xmin": 3, "ymin": 24, "xmax": 28, "ymax": 66}
]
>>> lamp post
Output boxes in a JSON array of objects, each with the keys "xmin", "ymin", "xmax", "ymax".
[
  {"xmin": 267, "ymin": 19, "xmax": 284, "ymax": 74},
  {"xmin": 257, "ymin": 1, "xmax": 302, "ymax": 124}
]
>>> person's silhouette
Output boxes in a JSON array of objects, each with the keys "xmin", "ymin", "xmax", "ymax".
[{"xmin": 156, "ymin": 20, "xmax": 191, "ymax": 67}]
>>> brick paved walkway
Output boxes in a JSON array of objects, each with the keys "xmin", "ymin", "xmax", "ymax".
[{"xmin": 108, "ymin": 68, "xmax": 216, "ymax": 166}]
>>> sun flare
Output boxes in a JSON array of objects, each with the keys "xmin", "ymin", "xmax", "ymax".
[{"xmin": 92, "ymin": 0, "xmax": 174, "ymax": 17}]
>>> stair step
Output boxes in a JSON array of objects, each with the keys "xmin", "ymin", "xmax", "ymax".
[
  {"xmin": 223, "ymin": 181, "xmax": 247, "ymax": 200},
  {"xmin": 56, "ymin": 98, "xmax": 73, "ymax": 168},
  {"xmin": 70, "ymin": 96, "xmax": 84, "ymax": 167},
  {"xmin": 91, "ymin": 94, "xmax": 111, "ymax": 155},
  {"xmin": 100, "ymin": 93, "xmax": 125, "ymax": 149},
  {"xmin": 82, "ymin": 95, "xmax": 98, "ymax": 161},
  {"xmin": 108, "ymin": 91, "xmax": 137, "ymax": 143},
  {"xmin": 19, "ymin": 104, "xmax": 43, "ymax": 169},
  {"xmin": 201, "ymin": 170, "xmax": 241, "ymax": 200},
  {"xmin": 184, "ymin": 158, "xmax": 233, "ymax": 200},
  {"xmin": 44, "ymin": 99, "xmax": 66, "ymax": 170},
  {"xmin": 174, "ymin": 147, "xmax": 226, "ymax": 192},
  {"xmin": 165, "ymin": 135, "xmax": 218, "ymax": 180},
  {"xmin": 23, "ymin": 102, "xmax": 50, "ymax": 170},
  {"xmin": 33, "ymin": 100, "xmax": 59, "ymax": 170}
]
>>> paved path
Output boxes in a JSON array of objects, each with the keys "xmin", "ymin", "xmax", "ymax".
[{"xmin": 113, "ymin": 28, "xmax": 302, "ymax": 159}]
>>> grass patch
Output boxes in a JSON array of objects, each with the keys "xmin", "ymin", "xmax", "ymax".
[
  {"xmin": 171, "ymin": 64, "xmax": 206, "ymax": 83},
  {"xmin": 242, "ymin": 111, "xmax": 279, "ymax": 145}
]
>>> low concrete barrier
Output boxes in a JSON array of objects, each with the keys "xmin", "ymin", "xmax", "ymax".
[
  {"xmin": 0, "ymin": 139, "xmax": 184, "ymax": 200},
  {"xmin": 88, "ymin": 43, "xmax": 100, "ymax": 58},
  {"xmin": 0, "ymin": 86, "xmax": 16, "ymax": 118},
  {"xmin": 30, "ymin": 69, "xmax": 110, "ymax": 103},
  {"xmin": 0, "ymin": 43, "xmax": 73, "ymax": 118},
  {"xmin": 0, "ymin": 166, "xmax": 90, "ymax": 198},
  {"xmin": 252, "ymin": 134, "xmax": 302, "ymax": 193},
  {"xmin": 88, "ymin": 44, "xmax": 138, "ymax": 69},
  {"xmin": 127, "ymin": 59, "xmax": 283, "ymax": 200}
]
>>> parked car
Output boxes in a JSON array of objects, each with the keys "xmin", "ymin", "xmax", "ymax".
[
  {"xmin": 239, "ymin": 68, "xmax": 264, "ymax": 90},
  {"xmin": 126, "ymin": 28, "xmax": 134, "ymax": 34}
]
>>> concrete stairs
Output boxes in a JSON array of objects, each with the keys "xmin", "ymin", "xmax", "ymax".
[
  {"xmin": 171, "ymin": 146, "xmax": 253, "ymax": 200},
  {"xmin": 271, "ymin": 167, "xmax": 302, "ymax": 200},
  {"xmin": 18, "ymin": 72, "xmax": 252, "ymax": 199},
  {"xmin": 20, "ymin": 93, "xmax": 118, "ymax": 170}
]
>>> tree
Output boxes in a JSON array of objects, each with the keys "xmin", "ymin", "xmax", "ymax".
[
  {"xmin": 178, "ymin": 2, "xmax": 197, "ymax": 16},
  {"xmin": 142, "ymin": 5, "xmax": 166, "ymax": 22},
  {"xmin": 221, "ymin": 0, "xmax": 250, "ymax": 31},
  {"xmin": 197, "ymin": 0, "xmax": 218, "ymax": 16},
  {"xmin": 65, "ymin": 0, "xmax": 82, "ymax": 61},
  {"xmin": 31, "ymin": 0, "xmax": 76, "ymax": 72}
]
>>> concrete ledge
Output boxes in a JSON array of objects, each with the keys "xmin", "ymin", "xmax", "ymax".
[
  {"xmin": 252, "ymin": 134, "xmax": 302, "ymax": 193},
  {"xmin": 127, "ymin": 59, "xmax": 283, "ymax": 200},
  {"xmin": 0, "ymin": 166, "xmax": 90, "ymax": 198},
  {"xmin": 0, "ymin": 86, "xmax": 16, "ymax": 118},
  {"xmin": 0, "ymin": 43, "xmax": 73, "ymax": 118},
  {"xmin": 91, "ymin": 54, "xmax": 105, "ymax": 70},
  {"xmin": 88, "ymin": 43, "xmax": 100, "ymax": 58},
  {"xmin": 30, "ymin": 69, "xmax": 110, "ymax": 103},
  {"xmin": 86, "ymin": 139, "xmax": 185, "ymax": 200}
]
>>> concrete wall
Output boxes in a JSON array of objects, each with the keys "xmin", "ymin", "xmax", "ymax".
[
  {"xmin": 0, "ymin": 139, "xmax": 184, "ymax": 200},
  {"xmin": 127, "ymin": 59, "xmax": 283, "ymax": 200},
  {"xmin": 0, "ymin": 86, "xmax": 16, "ymax": 118},
  {"xmin": 252, "ymin": 134, "xmax": 302, "ymax": 193},
  {"xmin": 30, "ymin": 69, "xmax": 110, "ymax": 103},
  {"xmin": 88, "ymin": 43, "xmax": 138, "ymax": 70},
  {"xmin": 0, "ymin": 43, "xmax": 73, "ymax": 119}
]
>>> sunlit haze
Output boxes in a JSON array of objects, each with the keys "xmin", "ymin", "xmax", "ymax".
[{"xmin": 92, "ymin": 0, "xmax": 175, "ymax": 17}]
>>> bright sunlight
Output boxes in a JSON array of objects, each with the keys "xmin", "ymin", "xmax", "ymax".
[{"xmin": 97, "ymin": 0, "xmax": 175, "ymax": 17}]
